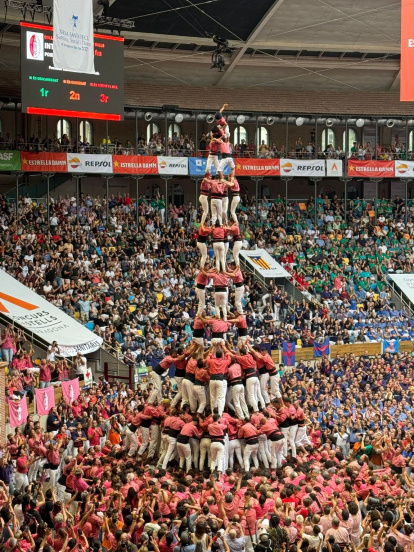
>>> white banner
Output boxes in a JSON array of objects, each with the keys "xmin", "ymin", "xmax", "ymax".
[
  {"xmin": 395, "ymin": 161, "xmax": 414, "ymax": 178},
  {"xmin": 157, "ymin": 157, "xmax": 188, "ymax": 175},
  {"xmin": 239, "ymin": 249, "xmax": 291, "ymax": 279},
  {"xmin": 388, "ymin": 274, "xmax": 414, "ymax": 303},
  {"xmin": 280, "ymin": 159, "xmax": 325, "ymax": 177},
  {"xmin": 0, "ymin": 269, "xmax": 102, "ymax": 356},
  {"xmin": 326, "ymin": 159, "xmax": 343, "ymax": 177},
  {"xmin": 53, "ymin": 0, "xmax": 96, "ymax": 74},
  {"xmin": 67, "ymin": 154, "xmax": 113, "ymax": 173}
]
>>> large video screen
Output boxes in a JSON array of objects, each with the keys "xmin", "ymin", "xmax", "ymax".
[{"xmin": 20, "ymin": 22, "xmax": 124, "ymax": 121}]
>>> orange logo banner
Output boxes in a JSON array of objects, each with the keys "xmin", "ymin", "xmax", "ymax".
[
  {"xmin": 401, "ymin": 0, "xmax": 414, "ymax": 100},
  {"xmin": 0, "ymin": 292, "xmax": 38, "ymax": 313}
]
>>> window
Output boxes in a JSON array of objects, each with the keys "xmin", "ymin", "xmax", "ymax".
[
  {"xmin": 57, "ymin": 119, "xmax": 72, "ymax": 140},
  {"xmin": 233, "ymin": 126, "xmax": 247, "ymax": 145},
  {"xmin": 343, "ymin": 128, "xmax": 357, "ymax": 154},
  {"xmin": 321, "ymin": 128, "xmax": 335, "ymax": 151},
  {"xmin": 79, "ymin": 120, "xmax": 93, "ymax": 144},
  {"xmin": 257, "ymin": 127, "xmax": 269, "ymax": 148},
  {"xmin": 147, "ymin": 122, "xmax": 160, "ymax": 142},
  {"xmin": 168, "ymin": 123, "xmax": 181, "ymax": 140}
]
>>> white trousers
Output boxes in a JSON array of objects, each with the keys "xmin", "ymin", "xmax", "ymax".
[
  {"xmin": 171, "ymin": 376, "xmax": 184, "ymax": 407},
  {"xmin": 194, "ymin": 384, "xmax": 207, "ymax": 414},
  {"xmin": 157, "ymin": 433, "xmax": 169, "ymax": 468},
  {"xmin": 199, "ymin": 194, "xmax": 209, "ymax": 224},
  {"xmin": 210, "ymin": 379, "xmax": 227, "ymax": 416},
  {"xmin": 258, "ymin": 434, "xmax": 271, "ymax": 468},
  {"xmin": 161, "ymin": 436, "xmax": 177, "ymax": 469},
  {"xmin": 138, "ymin": 426, "xmax": 150, "ymax": 455},
  {"xmin": 14, "ymin": 472, "xmax": 29, "ymax": 492},
  {"xmin": 206, "ymin": 154, "xmax": 220, "ymax": 173},
  {"xmin": 219, "ymin": 156, "xmax": 235, "ymax": 172},
  {"xmin": 213, "ymin": 241, "xmax": 226, "ymax": 272},
  {"xmin": 210, "ymin": 441, "xmax": 225, "ymax": 472},
  {"xmin": 245, "ymin": 376, "xmax": 265, "ymax": 412},
  {"xmin": 197, "ymin": 242, "xmax": 208, "ymax": 269},
  {"xmin": 270, "ymin": 439, "xmax": 285, "ymax": 469},
  {"xmin": 177, "ymin": 442, "xmax": 192, "ymax": 473},
  {"xmin": 199, "ymin": 438, "xmax": 212, "ymax": 470},
  {"xmin": 222, "ymin": 196, "xmax": 229, "ymax": 224},
  {"xmin": 295, "ymin": 425, "xmax": 311, "ymax": 447},
  {"xmin": 196, "ymin": 287, "xmax": 206, "ymax": 315},
  {"xmin": 182, "ymin": 378, "xmax": 198, "ymax": 413},
  {"xmin": 243, "ymin": 442, "xmax": 259, "ymax": 472},
  {"xmin": 125, "ymin": 427, "xmax": 138, "ymax": 457},
  {"xmin": 229, "ymin": 439, "xmax": 243, "ymax": 469},
  {"xmin": 214, "ymin": 291, "xmax": 227, "ymax": 320},
  {"xmin": 233, "ymin": 240, "xmax": 242, "ymax": 266},
  {"xmin": 289, "ymin": 424, "xmax": 298, "ymax": 458},
  {"xmin": 190, "ymin": 437, "xmax": 200, "ymax": 469},
  {"xmin": 270, "ymin": 373, "xmax": 282, "ymax": 399},
  {"xmin": 232, "ymin": 383, "xmax": 249, "ymax": 419},
  {"xmin": 234, "ymin": 285, "xmax": 245, "ymax": 313},
  {"xmin": 211, "ymin": 198, "xmax": 223, "ymax": 225},
  {"xmin": 259, "ymin": 372, "xmax": 270, "ymax": 405},
  {"xmin": 230, "ymin": 195, "xmax": 240, "ymax": 222},
  {"xmin": 281, "ymin": 427, "xmax": 290, "ymax": 457},
  {"xmin": 148, "ymin": 371, "xmax": 162, "ymax": 404},
  {"xmin": 148, "ymin": 425, "xmax": 161, "ymax": 458}
]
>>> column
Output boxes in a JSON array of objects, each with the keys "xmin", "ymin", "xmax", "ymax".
[
  {"xmin": 282, "ymin": 177, "xmax": 292, "ymax": 227},
  {"xmin": 312, "ymin": 178, "xmax": 322, "ymax": 228},
  {"xmin": 339, "ymin": 177, "xmax": 352, "ymax": 223}
]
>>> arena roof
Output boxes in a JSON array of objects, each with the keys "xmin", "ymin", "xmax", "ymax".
[{"xmin": 0, "ymin": 0, "xmax": 405, "ymax": 105}]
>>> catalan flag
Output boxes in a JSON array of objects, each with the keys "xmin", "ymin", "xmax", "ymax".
[{"xmin": 250, "ymin": 256, "xmax": 271, "ymax": 270}]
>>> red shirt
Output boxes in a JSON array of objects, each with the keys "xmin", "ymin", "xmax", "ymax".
[
  {"xmin": 233, "ymin": 353, "xmax": 256, "ymax": 371},
  {"xmin": 260, "ymin": 418, "xmax": 279, "ymax": 437},
  {"xmin": 212, "ymin": 319, "xmax": 232, "ymax": 333},
  {"xmin": 208, "ymin": 422, "xmax": 227, "ymax": 438},
  {"xmin": 159, "ymin": 356, "xmax": 176, "ymax": 369},
  {"xmin": 180, "ymin": 422, "xmax": 202, "ymax": 439},
  {"xmin": 212, "ymin": 273, "xmax": 230, "ymax": 287},
  {"xmin": 227, "ymin": 363, "xmax": 243, "ymax": 381},
  {"xmin": 196, "ymin": 272, "xmax": 209, "ymax": 285},
  {"xmin": 239, "ymin": 423, "xmax": 258, "ymax": 439},
  {"xmin": 206, "ymin": 354, "xmax": 231, "ymax": 375},
  {"xmin": 212, "ymin": 227, "xmax": 226, "ymax": 240}
]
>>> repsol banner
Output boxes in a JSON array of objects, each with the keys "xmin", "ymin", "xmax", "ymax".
[
  {"xmin": 280, "ymin": 159, "xmax": 325, "ymax": 176},
  {"xmin": 157, "ymin": 156, "xmax": 188, "ymax": 175},
  {"xmin": 66, "ymin": 153, "xmax": 113, "ymax": 173}
]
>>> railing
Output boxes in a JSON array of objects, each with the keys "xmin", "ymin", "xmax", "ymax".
[{"xmin": 7, "ymin": 142, "xmax": 414, "ymax": 161}]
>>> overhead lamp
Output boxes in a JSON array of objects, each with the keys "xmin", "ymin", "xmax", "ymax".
[
  {"xmin": 206, "ymin": 114, "xmax": 215, "ymax": 123},
  {"xmin": 386, "ymin": 119, "xmax": 395, "ymax": 128},
  {"xmin": 295, "ymin": 117, "xmax": 305, "ymax": 126},
  {"xmin": 326, "ymin": 118, "xmax": 334, "ymax": 127},
  {"xmin": 144, "ymin": 112, "xmax": 153, "ymax": 121},
  {"xmin": 266, "ymin": 116, "xmax": 275, "ymax": 125},
  {"xmin": 356, "ymin": 118, "xmax": 365, "ymax": 128},
  {"xmin": 236, "ymin": 115, "xmax": 245, "ymax": 124},
  {"xmin": 175, "ymin": 113, "xmax": 184, "ymax": 123}
]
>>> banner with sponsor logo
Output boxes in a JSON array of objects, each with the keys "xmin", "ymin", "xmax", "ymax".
[
  {"xmin": 0, "ymin": 269, "xmax": 103, "ymax": 356},
  {"xmin": 0, "ymin": 151, "xmax": 21, "ymax": 171},
  {"xmin": 401, "ymin": 0, "xmax": 414, "ymax": 100},
  {"xmin": 280, "ymin": 159, "xmax": 325, "ymax": 177},
  {"xmin": 188, "ymin": 157, "xmax": 231, "ymax": 176},
  {"xmin": 67, "ymin": 153, "xmax": 113, "ymax": 173},
  {"xmin": 239, "ymin": 249, "xmax": 291, "ymax": 279},
  {"xmin": 157, "ymin": 156, "xmax": 188, "ymax": 175},
  {"xmin": 395, "ymin": 160, "xmax": 414, "ymax": 178},
  {"xmin": 389, "ymin": 274, "xmax": 414, "ymax": 304},
  {"xmin": 347, "ymin": 160, "xmax": 395, "ymax": 177},
  {"xmin": 235, "ymin": 158, "xmax": 280, "ymax": 176},
  {"xmin": 112, "ymin": 155, "xmax": 158, "ymax": 174},
  {"xmin": 20, "ymin": 152, "xmax": 68, "ymax": 172},
  {"xmin": 326, "ymin": 159, "xmax": 343, "ymax": 177},
  {"xmin": 53, "ymin": 0, "xmax": 95, "ymax": 75}
]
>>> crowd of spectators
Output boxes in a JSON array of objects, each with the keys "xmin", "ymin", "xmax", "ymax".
[{"xmin": 1, "ymin": 176, "xmax": 414, "ymax": 552}]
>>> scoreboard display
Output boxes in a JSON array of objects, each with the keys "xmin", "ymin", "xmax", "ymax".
[{"xmin": 20, "ymin": 22, "xmax": 124, "ymax": 121}]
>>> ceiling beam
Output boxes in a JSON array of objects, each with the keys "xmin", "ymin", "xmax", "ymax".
[
  {"xmin": 389, "ymin": 70, "xmax": 400, "ymax": 91},
  {"xmin": 215, "ymin": 0, "xmax": 286, "ymax": 86}
]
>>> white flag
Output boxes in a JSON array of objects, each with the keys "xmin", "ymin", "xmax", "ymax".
[{"xmin": 53, "ymin": 0, "xmax": 96, "ymax": 74}]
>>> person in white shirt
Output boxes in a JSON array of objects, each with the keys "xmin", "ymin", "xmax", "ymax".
[{"xmin": 47, "ymin": 342, "xmax": 60, "ymax": 362}]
